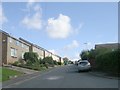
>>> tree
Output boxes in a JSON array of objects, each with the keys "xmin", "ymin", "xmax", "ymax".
[
  {"xmin": 63, "ymin": 57, "xmax": 69, "ymax": 65},
  {"xmin": 88, "ymin": 49, "xmax": 96, "ymax": 59},
  {"xmin": 80, "ymin": 50, "xmax": 89, "ymax": 60},
  {"xmin": 42, "ymin": 56, "xmax": 54, "ymax": 66},
  {"xmin": 24, "ymin": 52, "xmax": 39, "ymax": 64},
  {"xmin": 53, "ymin": 60, "xmax": 58, "ymax": 65}
]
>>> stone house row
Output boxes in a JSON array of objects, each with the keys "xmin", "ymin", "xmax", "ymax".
[{"xmin": 0, "ymin": 30, "xmax": 63, "ymax": 65}]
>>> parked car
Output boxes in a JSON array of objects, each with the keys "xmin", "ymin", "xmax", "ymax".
[
  {"xmin": 75, "ymin": 59, "xmax": 82, "ymax": 65},
  {"xmin": 78, "ymin": 60, "xmax": 91, "ymax": 72},
  {"xmin": 75, "ymin": 61, "xmax": 78, "ymax": 65}
]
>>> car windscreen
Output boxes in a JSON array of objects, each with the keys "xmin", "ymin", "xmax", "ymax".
[{"xmin": 79, "ymin": 62, "xmax": 88, "ymax": 66}]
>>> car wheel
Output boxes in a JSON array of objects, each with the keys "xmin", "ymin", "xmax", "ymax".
[
  {"xmin": 78, "ymin": 70, "xmax": 81, "ymax": 73},
  {"xmin": 89, "ymin": 68, "xmax": 92, "ymax": 71}
]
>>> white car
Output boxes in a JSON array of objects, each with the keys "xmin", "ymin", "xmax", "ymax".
[{"xmin": 78, "ymin": 60, "xmax": 91, "ymax": 72}]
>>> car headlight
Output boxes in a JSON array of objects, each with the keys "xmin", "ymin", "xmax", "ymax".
[{"xmin": 87, "ymin": 63, "xmax": 90, "ymax": 66}]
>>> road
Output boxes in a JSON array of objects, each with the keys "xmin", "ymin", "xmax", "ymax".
[{"xmin": 3, "ymin": 64, "xmax": 119, "ymax": 88}]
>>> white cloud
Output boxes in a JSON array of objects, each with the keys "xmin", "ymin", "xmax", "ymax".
[
  {"xmin": 46, "ymin": 14, "xmax": 73, "ymax": 39},
  {"xmin": 64, "ymin": 40, "xmax": 79, "ymax": 50},
  {"xmin": 33, "ymin": 4, "xmax": 41, "ymax": 12},
  {"xmin": 68, "ymin": 53, "xmax": 80, "ymax": 61},
  {"xmin": 27, "ymin": 0, "xmax": 39, "ymax": 7},
  {"xmin": 26, "ymin": 0, "xmax": 40, "ymax": 12},
  {"xmin": 21, "ymin": 2, "xmax": 42, "ymax": 30},
  {"xmin": 27, "ymin": 0, "xmax": 35, "ymax": 6},
  {"xmin": 75, "ymin": 52, "xmax": 80, "ymax": 58},
  {"xmin": 75, "ymin": 23, "xmax": 84, "ymax": 34},
  {"xmin": 22, "ymin": 11, "xmax": 42, "ymax": 29},
  {"xmin": 0, "ymin": 4, "xmax": 8, "ymax": 26}
]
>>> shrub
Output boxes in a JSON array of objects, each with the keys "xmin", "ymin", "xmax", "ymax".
[
  {"xmin": 95, "ymin": 49, "xmax": 120, "ymax": 74},
  {"xmin": 39, "ymin": 58, "xmax": 45, "ymax": 64},
  {"xmin": 42, "ymin": 56, "xmax": 54, "ymax": 66},
  {"xmin": 24, "ymin": 52, "xmax": 39, "ymax": 64},
  {"xmin": 40, "ymin": 64, "xmax": 45, "ymax": 67},
  {"xmin": 12, "ymin": 60, "xmax": 25, "ymax": 66},
  {"xmin": 58, "ymin": 62, "xmax": 61, "ymax": 65},
  {"xmin": 88, "ymin": 49, "xmax": 96, "ymax": 59},
  {"xmin": 53, "ymin": 60, "xmax": 58, "ymax": 65},
  {"xmin": 44, "ymin": 63, "xmax": 49, "ymax": 68},
  {"xmin": 63, "ymin": 57, "xmax": 69, "ymax": 65},
  {"xmin": 80, "ymin": 50, "xmax": 89, "ymax": 60},
  {"xmin": 12, "ymin": 61, "xmax": 20, "ymax": 66}
]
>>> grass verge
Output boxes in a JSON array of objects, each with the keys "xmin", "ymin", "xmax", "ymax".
[{"xmin": 1, "ymin": 67, "xmax": 23, "ymax": 82}]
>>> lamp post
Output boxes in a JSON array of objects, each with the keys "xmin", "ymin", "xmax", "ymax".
[{"xmin": 84, "ymin": 43, "xmax": 89, "ymax": 60}]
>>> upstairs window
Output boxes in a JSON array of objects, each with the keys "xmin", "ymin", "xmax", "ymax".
[
  {"xmin": 16, "ymin": 41, "xmax": 20, "ymax": 46},
  {"xmin": 21, "ymin": 43, "xmax": 24, "ymax": 48}
]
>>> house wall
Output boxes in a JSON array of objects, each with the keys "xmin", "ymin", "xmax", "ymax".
[
  {"xmin": 0, "ymin": 32, "xmax": 2, "ymax": 65},
  {"xmin": 95, "ymin": 43, "xmax": 119, "ymax": 51},
  {"xmin": 7, "ymin": 37, "xmax": 29, "ymax": 64},
  {"xmin": 45, "ymin": 51, "xmax": 52, "ymax": 57},
  {"xmin": 61, "ymin": 58, "xmax": 64, "ymax": 63},
  {"xmin": 52, "ymin": 54, "xmax": 60, "ymax": 62},
  {"xmin": 2, "ymin": 33, "xmax": 7, "ymax": 64},
  {"xmin": 33, "ymin": 46, "xmax": 44, "ymax": 59},
  {"xmin": 1, "ymin": 31, "xmax": 63, "ymax": 64}
]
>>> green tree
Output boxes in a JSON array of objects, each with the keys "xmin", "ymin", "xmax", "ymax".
[
  {"xmin": 88, "ymin": 49, "xmax": 96, "ymax": 59},
  {"xmin": 63, "ymin": 57, "xmax": 69, "ymax": 65},
  {"xmin": 24, "ymin": 52, "xmax": 39, "ymax": 64},
  {"xmin": 53, "ymin": 60, "xmax": 58, "ymax": 65},
  {"xmin": 80, "ymin": 50, "xmax": 89, "ymax": 60},
  {"xmin": 42, "ymin": 56, "xmax": 54, "ymax": 67}
]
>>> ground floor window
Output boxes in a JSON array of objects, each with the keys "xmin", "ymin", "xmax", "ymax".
[
  {"xmin": 11, "ymin": 48, "xmax": 17, "ymax": 57},
  {"xmin": 22, "ymin": 52, "xmax": 24, "ymax": 59}
]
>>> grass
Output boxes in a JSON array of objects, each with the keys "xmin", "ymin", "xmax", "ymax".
[
  {"xmin": 1, "ymin": 67, "xmax": 23, "ymax": 82},
  {"xmin": 14, "ymin": 64, "xmax": 48, "ymax": 71},
  {"xmin": 0, "ymin": 67, "xmax": 2, "ymax": 82}
]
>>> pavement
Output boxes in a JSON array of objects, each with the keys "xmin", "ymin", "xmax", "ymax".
[
  {"xmin": 2, "ymin": 64, "xmax": 119, "ymax": 88},
  {"xmin": 89, "ymin": 71, "xmax": 120, "ymax": 80}
]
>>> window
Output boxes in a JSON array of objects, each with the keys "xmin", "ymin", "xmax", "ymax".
[
  {"xmin": 16, "ymin": 41, "xmax": 20, "ymax": 46},
  {"xmin": 11, "ymin": 48, "xmax": 17, "ymax": 57},
  {"xmin": 22, "ymin": 52, "xmax": 24, "ymax": 59},
  {"xmin": 24, "ymin": 45, "xmax": 27, "ymax": 48},
  {"xmin": 25, "ymin": 45, "xmax": 29, "ymax": 49},
  {"xmin": 26, "ymin": 46, "xmax": 29, "ymax": 50},
  {"xmin": 11, "ymin": 48, "xmax": 14, "ymax": 57}
]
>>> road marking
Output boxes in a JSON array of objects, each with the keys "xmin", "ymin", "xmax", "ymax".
[{"xmin": 45, "ymin": 76, "xmax": 64, "ymax": 80}]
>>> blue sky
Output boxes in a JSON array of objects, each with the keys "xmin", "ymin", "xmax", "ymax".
[{"xmin": 1, "ymin": 1, "xmax": 118, "ymax": 60}]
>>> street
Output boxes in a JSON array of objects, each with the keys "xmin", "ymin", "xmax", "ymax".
[{"xmin": 3, "ymin": 64, "xmax": 118, "ymax": 88}]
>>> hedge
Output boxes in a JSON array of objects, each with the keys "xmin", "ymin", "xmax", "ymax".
[{"xmin": 95, "ymin": 49, "xmax": 120, "ymax": 75}]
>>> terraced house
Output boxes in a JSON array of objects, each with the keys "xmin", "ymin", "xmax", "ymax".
[
  {"xmin": 20, "ymin": 38, "xmax": 63, "ymax": 63},
  {"xmin": 0, "ymin": 30, "xmax": 62, "ymax": 65},
  {"xmin": 0, "ymin": 30, "xmax": 30, "ymax": 65},
  {"xmin": 52, "ymin": 54, "xmax": 61, "ymax": 62},
  {"xmin": 19, "ymin": 38, "xmax": 45, "ymax": 59}
]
